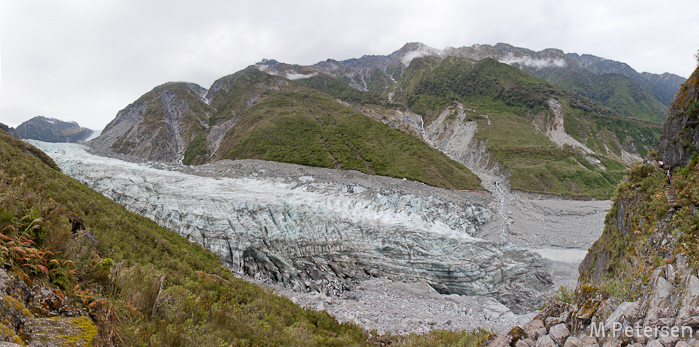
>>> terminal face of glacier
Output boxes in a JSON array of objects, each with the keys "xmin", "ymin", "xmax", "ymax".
[{"xmin": 33, "ymin": 141, "xmax": 552, "ymax": 312}]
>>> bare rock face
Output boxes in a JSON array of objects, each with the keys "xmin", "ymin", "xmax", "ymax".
[
  {"xmin": 658, "ymin": 67, "xmax": 699, "ymax": 167},
  {"xmin": 88, "ymin": 82, "xmax": 212, "ymax": 163}
]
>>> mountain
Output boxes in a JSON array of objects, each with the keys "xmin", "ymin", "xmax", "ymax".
[
  {"xmin": 6, "ymin": 115, "xmax": 94, "ymax": 142},
  {"xmin": 304, "ymin": 42, "xmax": 682, "ymax": 123},
  {"xmin": 89, "ymin": 82, "xmax": 212, "ymax": 163},
  {"xmin": 251, "ymin": 46, "xmax": 668, "ymax": 198},
  {"xmin": 90, "ymin": 68, "xmax": 483, "ymax": 191},
  {"xmin": 90, "ymin": 42, "xmax": 679, "ymax": 199},
  {"xmin": 450, "ymin": 43, "xmax": 683, "ymax": 112},
  {"xmin": 386, "ymin": 55, "xmax": 662, "ymax": 198},
  {"xmin": 483, "ymin": 66, "xmax": 699, "ymax": 347}
]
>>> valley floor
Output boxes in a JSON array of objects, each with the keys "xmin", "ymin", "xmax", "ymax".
[{"xmin": 482, "ymin": 191, "xmax": 609, "ymax": 288}]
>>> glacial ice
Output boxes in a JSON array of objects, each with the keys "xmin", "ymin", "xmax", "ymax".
[{"xmin": 31, "ymin": 141, "xmax": 553, "ymax": 312}]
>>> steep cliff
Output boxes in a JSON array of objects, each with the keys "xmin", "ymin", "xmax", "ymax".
[{"xmin": 658, "ymin": 67, "xmax": 699, "ymax": 167}]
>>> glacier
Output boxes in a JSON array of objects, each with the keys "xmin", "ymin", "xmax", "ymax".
[{"xmin": 32, "ymin": 141, "xmax": 553, "ymax": 312}]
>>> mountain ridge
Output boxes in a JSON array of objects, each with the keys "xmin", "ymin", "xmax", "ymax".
[{"xmin": 87, "ymin": 42, "xmax": 674, "ymax": 198}]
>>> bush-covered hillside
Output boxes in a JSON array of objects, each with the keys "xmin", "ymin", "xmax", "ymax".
[
  {"xmin": 390, "ymin": 56, "xmax": 662, "ymax": 199},
  {"xmin": 579, "ymin": 153, "xmax": 699, "ymax": 299},
  {"xmin": 214, "ymin": 84, "xmax": 483, "ymax": 191}
]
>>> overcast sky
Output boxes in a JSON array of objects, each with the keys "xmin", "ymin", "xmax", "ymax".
[{"xmin": 1, "ymin": 0, "xmax": 698, "ymax": 130}]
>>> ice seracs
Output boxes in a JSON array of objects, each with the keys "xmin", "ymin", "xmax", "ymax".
[{"xmin": 32, "ymin": 141, "xmax": 554, "ymax": 312}]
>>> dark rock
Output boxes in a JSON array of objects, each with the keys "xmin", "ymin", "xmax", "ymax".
[
  {"xmin": 12, "ymin": 116, "xmax": 92, "ymax": 143},
  {"xmin": 64, "ymin": 210, "xmax": 84, "ymax": 233},
  {"xmin": 508, "ymin": 325, "xmax": 527, "ymax": 344},
  {"xmin": 658, "ymin": 67, "xmax": 699, "ymax": 167}
]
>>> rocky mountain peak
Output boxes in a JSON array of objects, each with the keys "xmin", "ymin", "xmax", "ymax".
[
  {"xmin": 395, "ymin": 42, "xmax": 433, "ymax": 53},
  {"xmin": 255, "ymin": 58, "xmax": 280, "ymax": 73},
  {"xmin": 90, "ymin": 81, "xmax": 213, "ymax": 163}
]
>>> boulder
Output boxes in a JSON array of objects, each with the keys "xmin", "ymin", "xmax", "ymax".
[
  {"xmin": 549, "ymin": 323, "xmax": 571, "ymax": 346},
  {"xmin": 562, "ymin": 336, "xmax": 581, "ymax": 347},
  {"xmin": 676, "ymin": 275, "xmax": 699, "ymax": 328},
  {"xmin": 643, "ymin": 276, "xmax": 674, "ymax": 326},
  {"xmin": 535, "ymin": 334, "xmax": 558, "ymax": 347},
  {"xmin": 488, "ymin": 334, "xmax": 513, "ymax": 347},
  {"xmin": 605, "ymin": 301, "xmax": 640, "ymax": 330},
  {"xmin": 524, "ymin": 319, "xmax": 545, "ymax": 339}
]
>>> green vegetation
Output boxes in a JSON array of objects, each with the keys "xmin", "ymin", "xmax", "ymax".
[
  {"xmin": 389, "ymin": 56, "xmax": 660, "ymax": 198},
  {"xmin": 182, "ymin": 133, "xmax": 208, "ymax": 165},
  {"xmin": 297, "ymin": 74, "xmax": 402, "ymax": 108},
  {"xmin": 208, "ymin": 68, "xmax": 284, "ymax": 126},
  {"xmin": 536, "ymin": 68, "xmax": 668, "ymax": 122},
  {"xmin": 390, "ymin": 57, "xmax": 558, "ymax": 123},
  {"xmin": 215, "ymin": 86, "xmax": 482, "ymax": 191},
  {"xmin": 579, "ymin": 153, "xmax": 699, "ymax": 300}
]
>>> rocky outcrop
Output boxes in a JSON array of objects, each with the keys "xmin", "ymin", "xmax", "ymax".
[
  {"xmin": 488, "ymin": 255, "xmax": 699, "ymax": 346},
  {"xmin": 88, "ymin": 82, "xmax": 213, "ymax": 163},
  {"xmin": 8, "ymin": 116, "xmax": 93, "ymax": 143},
  {"xmin": 0, "ymin": 269, "xmax": 96, "ymax": 346},
  {"xmin": 658, "ymin": 67, "xmax": 699, "ymax": 167},
  {"xmin": 35, "ymin": 141, "xmax": 554, "ymax": 313}
]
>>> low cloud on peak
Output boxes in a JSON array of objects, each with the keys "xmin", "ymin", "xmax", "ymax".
[{"xmin": 499, "ymin": 54, "xmax": 567, "ymax": 69}]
